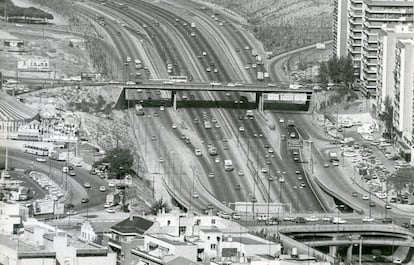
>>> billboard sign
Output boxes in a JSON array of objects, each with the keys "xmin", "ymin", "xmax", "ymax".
[{"xmin": 33, "ymin": 200, "xmax": 64, "ymax": 215}]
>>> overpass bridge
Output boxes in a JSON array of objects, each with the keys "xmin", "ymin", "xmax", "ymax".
[
  {"xmin": 251, "ymin": 223, "xmax": 414, "ymax": 261},
  {"xmin": 117, "ymin": 82, "xmax": 313, "ymax": 111}
]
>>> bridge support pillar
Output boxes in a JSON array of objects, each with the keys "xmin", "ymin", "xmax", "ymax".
[
  {"xmin": 256, "ymin": 92, "xmax": 263, "ymax": 112},
  {"xmin": 172, "ymin": 90, "xmax": 177, "ymax": 111},
  {"xmin": 346, "ymin": 244, "xmax": 353, "ymax": 263},
  {"xmin": 329, "ymin": 245, "xmax": 337, "ymax": 257}
]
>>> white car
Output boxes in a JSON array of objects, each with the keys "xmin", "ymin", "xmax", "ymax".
[
  {"xmin": 66, "ymin": 210, "xmax": 77, "ymax": 215},
  {"xmin": 393, "ymin": 259, "xmax": 402, "ymax": 264},
  {"xmin": 362, "ymin": 195, "xmax": 369, "ymax": 200},
  {"xmin": 239, "ymin": 127, "xmax": 245, "ymax": 132},
  {"xmin": 106, "ymin": 208, "xmax": 115, "ymax": 213},
  {"xmin": 160, "ymin": 106, "xmax": 165, "ymax": 111},
  {"xmin": 362, "ymin": 216, "xmax": 375, "ymax": 222},
  {"xmin": 108, "ymin": 182, "xmax": 115, "ymax": 187},
  {"xmin": 331, "ymin": 218, "xmax": 347, "ymax": 224},
  {"xmin": 279, "ymin": 118, "xmax": 285, "ymax": 123},
  {"xmin": 261, "ymin": 168, "xmax": 268, "ymax": 173},
  {"xmin": 192, "ymin": 192, "xmax": 199, "ymax": 198},
  {"xmin": 208, "ymin": 173, "xmax": 215, "ymax": 178},
  {"xmin": 278, "ymin": 177, "xmax": 285, "ymax": 183},
  {"xmin": 238, "ymin": 171, "xmax": 244, "ymax": 176},
  {"xmin": 305, "ymin": 216, "xmax": 319, "ymax": 222},
  {"xmin": 195, "ymin": 148, "xmax": 202, "ymax": 157},
  {"xmin": 171, "ymin": 124, "xmax": 177, "ymax": 129},
  {"xmin": 99, "ymin": 186, "xmax": 106, "ymax": 192},
  {"xmin": 36, "ymin": 157, "xmax": 46, "ymax": 163},
  {"xmin": 73, "ymin": 161, "xmax": 82, "ymax": 167},
  {"xmin": 232, "ymin": 213, "xmax": 241, "ymax": 220},
  {"xmin": 62, "ymin": 166, "xmax": 69, "ymax": 173},
  {"xmin": 215, "ymin": 157, "xmax": 220, "ymax": 163},
  {"xmin": 104, "ymin": 202, "xmax": 112, "ymax": 208}
]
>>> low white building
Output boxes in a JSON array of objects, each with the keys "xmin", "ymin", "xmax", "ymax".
[
  {"xmin": 0, "ymin": 219, "xmax": 116, "ymax": 265},
  {"xmin": 0, "ymin": 201, "xmax": 24, "ymax": 235}
]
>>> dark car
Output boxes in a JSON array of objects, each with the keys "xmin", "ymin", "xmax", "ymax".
[
  {"xmin": 81, "ymin": 198, "xmax": 89, "ymax": 203},
  {"xmin": 382, "ymin": 218, "xmax": 393, "ymax": 224},
  {"xmin": 402, "ymin": 222, "xmax": 410, "ymax": 228},
  {"xmin": 295, "ymin": 217, "xmax": 306, "ymax": 223}
]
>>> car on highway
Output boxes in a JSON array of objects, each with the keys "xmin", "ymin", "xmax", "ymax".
[
  {"xmin": 74, "ymin": 161, "xmax": 82, "ymax": 167},
  {"xmin": 215, "ymin": 123, "xmax": 221, "ymax": 128},
  {"xmin": 213, "ymin": 68, "xmax": 218, "ymax": 73},
  {"xmin": 222, "ymin": 137, "xmax": 228, "ymax": 142},
  {"xmin": 84, "ymin": 182, "xmax": 91, "ymax": 188},
  {"xmin": 393, "ymin": 259, "xmax": 402, "ymax": 264},
  {"xmin": 232, "ymin": 213, "xmax": 241, "ymax": 220},
  {"xmin": 104, "ymin": 202, "xmax": 112, "ymax": 208},
  {"xmin": 227, "ymin": 83, "xmax": 235, "ymax": 87},
  {"xmin": 36, "ymin": 157, "xmax": 46, "ymax": 163},
  {"xmin": 300, "ymin": 182, "xmax": 306, "ymax": 188},
  {"xmin": 268, "ymin": 148, "xmax": 274, "ymax": 153},
  {"xmin": 295, "ymin": 170, "xmax": 300, "ymax": 174},
  {"xmin": 235, "ymin": 184, "xmax": 241, "ymax": 190},
  {"xmin": 305, "ymin": 216, "xmax": 319, "ymax": 222},
  {"xmin": 385, "ymin": 204, "xmax": 392, "ymax": 209},
  {"xmin": 195, "ymin": 148, "xmax": 202, "ymax": 157},
  {"xmin": 261, "ymin": 168, "xmax": 267, "ymax": 173},
  {"xmin": 126, "ymin": 81, "xmax": 135, "ymax": 85},
  {"xmin": 192, "ymin": 192, "xmax": 199, "ymax": 198},
  {"xmin": 284, "ymin": 216, "xmax": 295, "ymax": 222},
  {"xmin": 151, "ymin": 135, "xmax": 157, "ymax": 141},
  {"xmin": 244, "ymin": 65, "xmax": 250, "ymax": 70},
  {"xmin": 208, "ymin": 173, "xmax": 215, "ymax": 178},
  {"xmin": 206, "ymin": 67, "xmax": 211, "ymax": 72},
  {"xmin": 238, "ymin": 171, "xmax": 244, "ymax": 176},
  {"xmin": 99, "ymin": 186, "xmax": 106, "ymax": 192},
  {"xmin": 62, "ymin": 166, "xmax": 69, "ymax": 173},
  {"xmin": 279, "ymin": 176, "xmax": 285, "ymax": 183},
  {"xmin": 126, "ymin": 57, "xmax": 131, "ymax": 62},
  {"xmin": 190, "ymin": 32, "xmax": 196, "ymax": 37},
  {"xmin": 331, "ymin": 217, "xmax": 346, "ymax": 224},
  {"xmin": 214, "ymin": 157, "xmax": 220, "ymax": 163},
  {"xmin": 369, "ymin": 201, "xmax": 376, "ymax": 207},
  {"xmin": 108, "ymin": 182, "xmax": 115, "ymax": 187},
  {"xmin": 297, "ymin": 175, "xmax": 303, "ymax": 180},
  {"xmin": 352, "ymin": 192, "xmax": 358, "ymax": 197},
  {"xmin": 324, "ymin": 163, "xmax": 330, "ymax": 168},
  {"xmin": 66, "ymin": 210, "xmax": 77, "ymax": 215},
  {"xmin": 210, "ymin": 82, "xmax": 222, "ymax": 86},
  {"xmin": 332, "ymin": 161, "xmax": 339, "ymax": 166},
  {"xmin": 68, "ymin": 171, "xmax": 76, "ymax": 176},
  {"xmin": 171, "ymin": 124, "xmax": 177, "ymax": 129},
  {"xmin": 245, "ymin": 46, "xmax": 250, "ymax": 50},
  {"xmin": 362, "ymin": 195, "xmax": 369, "ymax": 200},
  {"xmin": 106, "ymin": 208, "xmax": 115, "ymax": 213},
  {"xmin": 362, "ymin": 216, "xmax": 375, "ymax": 222},
  {"xmin": 81, "ymin": 198, "xmax": 89, "ymax": 203},
  {"xmin": 202, "ymin": 51, "xmax": 207, "ymax": 56},
  {"xmin": 279, "ymin": 118, "xmax": 285, "ymax": 123}
]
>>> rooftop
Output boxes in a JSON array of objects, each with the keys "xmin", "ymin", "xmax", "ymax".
[
  {"xmin": 222, "ymin": 236, "xmax": 267, "ymax": 245},
  {"xmin": 165, "ymin": 256, "xmax": 199, "ymax": 265},
  {"xmin": 0, "ymin": 234, "xmax": 54, "ymax": 257},
  {"xmin": 111, "ymin": 216, "xmax": 154, "ymax": 235}
]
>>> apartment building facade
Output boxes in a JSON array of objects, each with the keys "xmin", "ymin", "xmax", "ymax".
[
  {"xmin": 376, "ymin": 25, "xmax": 414, "ymax": 113},
  {"xmin": 334, "ymin": 0, "xmax": 413, "ymax": 96},
  {"xmin": 393, "ymin": 38, "xmax": 414, "ymax": 162},
  {"xmin": 360, "ymin": 0, "xmax": 413, "ymax": 96}
]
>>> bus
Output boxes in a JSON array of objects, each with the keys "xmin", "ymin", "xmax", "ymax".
[
  {"xmin": 169, "ymin": 76, "xmax": 188, "ymax": 83},
  {"xmin": 24, "ymin": 144, "xmax": 49, "ymax": 156},
  {"xmin": 135, "ymin": 104, "xmax": 145, "ymax": 116},
  {"xmin": 134, "ymin": 59, "xmax": 142, "ymax": 69}
]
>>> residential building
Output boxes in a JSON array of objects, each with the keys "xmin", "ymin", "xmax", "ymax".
[
  {"xmin": 105, "ymin": 211, "xmax": 280, "ymax": 265},
  {"xmin": 0, "ymin": 201, "xmax": 25, "ymax": 235},
  {"xmin": 347, "ymin": 0, "xmax": 364, "ymax": 76},
  {"xmin": 393, "ymin": 38, "xmax": 414, "ymax": 162},
  {"xmin": 360, "ymin": 0, "xmax": 413, "ymax": 96},
  {"xmin": 333, "ymin": 0, "xmax": 349, "ymax": 58},
  {"xmin": 376, "ymin": 25, "xmax": 414, "ymax": 113},
  {"xmin": 334, "ymin": 0, "xmax": 413, "ymax": 95},
  {"xmin": 0, "ymin": 219, "xmax": 116, "ymax": 265}
]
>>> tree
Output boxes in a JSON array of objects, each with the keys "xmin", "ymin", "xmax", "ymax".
[
  {"xmin": 389, "ymin": 168, "xmax": 414, "ymax": 198},
  {"xmin": 96, "ymin": 147, "xmax": 134, "ymax": 179},
  {"xmin": 317, "ymin": 61, "xmax": 329, "ymax": 88},
  {"xmin": 378, "ymin": 96, "xmax": 394, "ymax": 139},
  {"xmin": 149, "ymin": 199, "xmax": 170, "ymax": 215}
]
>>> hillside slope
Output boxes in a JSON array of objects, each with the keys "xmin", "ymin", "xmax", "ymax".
[{"xmin": 200, "ymin": 0, "xmax": 332, "ymax": 55}]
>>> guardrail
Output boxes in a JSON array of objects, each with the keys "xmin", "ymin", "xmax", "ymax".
[{"xmin": 306, "ymin": 238, "xmax": 414, "ymax": 247}]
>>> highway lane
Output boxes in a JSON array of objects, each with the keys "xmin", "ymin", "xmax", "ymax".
[
  {"xmin": 0, "ymin": 149, "xmax": 107, "ymax": 211},
  {"xmin": 88, "ymin": 0, "xmax": 324, "ymax": 213}
]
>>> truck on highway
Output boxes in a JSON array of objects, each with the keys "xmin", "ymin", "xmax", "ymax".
[
  {"xmin": 49, "ymin": 150, "xmax": 66, "ymax": 161},
  {"xmin": 135, "ymin": 104, "xmax": 145, "ymax": 116},
  {"xmin": 329, "ymin": 152, "xmax": 339, "ymax": 162},
  {"xmin": 256, "ymin": 55, "xmax": 263, "ymax": 64},
  {"xmin": 264, "ymin": 72, "xmax": 270, "ymax": 79},
  {"xmin": 246, "ymin": 110, "xmax": 254, "ymax": 117},
  {"xmin": 204, "ymin": 121, "xmax": 211, "ymax": 129},
  {"xmin": 257, "ymin": 71, "xmax": 264, "ymax": 81},
  {"xmin": 224, "ymin": 160, "xmax": 233, "ymax": 171}
]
